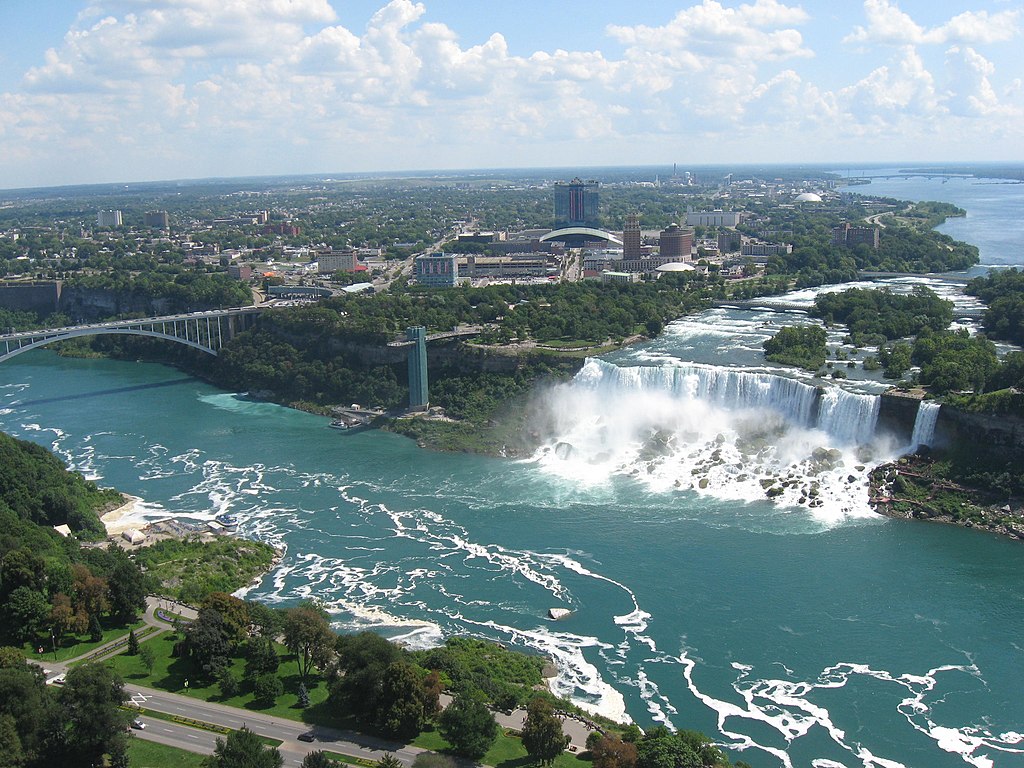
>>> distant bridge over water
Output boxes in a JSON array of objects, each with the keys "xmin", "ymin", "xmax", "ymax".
[{"xmin": 0, "ymin": 307, "xmax": 260, "ymax": 363}]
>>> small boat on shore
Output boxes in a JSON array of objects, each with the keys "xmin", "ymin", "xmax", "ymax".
[{"xmin": 329, "ymin": 415, "xmax": 371, "ymax": 432}]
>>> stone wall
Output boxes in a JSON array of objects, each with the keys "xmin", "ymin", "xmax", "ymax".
[{"xmin": 0, "ymin": 281, "xmax": 62, "ymax": 314}]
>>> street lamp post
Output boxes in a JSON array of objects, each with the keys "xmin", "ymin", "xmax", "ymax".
[{"xmin": 50, "ymin": 630, "xmax": 57, "ymax": 661}]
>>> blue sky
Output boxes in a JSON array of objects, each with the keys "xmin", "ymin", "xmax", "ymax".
[{"xmin": 1, "ymin": 0, "xmax": 1022, "ymax": 189}]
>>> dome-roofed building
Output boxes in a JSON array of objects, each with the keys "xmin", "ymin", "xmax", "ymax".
[
  {"xmin": 794, "ymin": 192, "xmax": 823, "ymax": 202},
  {"xmin": 655, "ymin": 262, "xmax": 696, "ymax": 272}
]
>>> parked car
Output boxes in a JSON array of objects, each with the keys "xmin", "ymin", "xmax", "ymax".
[{"xmin": 132, "ymin": 719, "xmax": 146, "ymax": 730}]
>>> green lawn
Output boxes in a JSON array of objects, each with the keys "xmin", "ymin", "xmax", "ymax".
[
  {"xmin": 127, "ymin": 737, "xmax": 206, "ymax": 768},
  {"xmin": 106, "ymin": 632, "xmax": 333, "ymax": 725},
  {"xmin": 24, "ymin": 618, "xmax": 146, "ymax": 664}
]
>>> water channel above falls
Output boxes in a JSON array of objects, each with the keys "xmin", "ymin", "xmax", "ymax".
[{"xmin": 2, "ymin": 174, "xmax": 1024, "ymax": 767}]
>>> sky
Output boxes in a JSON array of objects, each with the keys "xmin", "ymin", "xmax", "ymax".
[{"xmin": 1, "ymin": 0, "xmax": 1023, "ymax": 189}]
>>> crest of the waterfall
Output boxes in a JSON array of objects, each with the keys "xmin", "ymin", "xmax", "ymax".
[
  {"xmin": 815, "ymin": 388, "xmax": 881, "ymax": 445},
  {"xmin": 910, "ymin": 401, "xmax": 941, "ymax": 450},
  {"xmin": 577, "ymin": 358, "xmax": 819, "ymax": 425}
]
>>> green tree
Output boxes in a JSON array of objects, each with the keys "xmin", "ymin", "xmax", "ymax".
[
  {"xmin": 283, "ymin": 605, "xmax": 334, "ymax": 684},
  {"xmin": 88, "ymin": 613, "xmax": 103, "ymax": 643},
  {"xmin": 521, "ymin": 698, "xmax": 568, "ymax": 766},
  {"xmin": 140, "ymin": 643, "xmax": 156, "ymax": 675},
  {"xmin": 331, "ymin": 631, "xmax": 403, "ymax": 717},
  {"xmin": 205, "ymin": 726, "xmax": 283, "ymax": 768},
  {"xmin": 880, "ymin": 341, "xmax": 913, "ymax": 379},
  {"xmin": 438, "ymin": 694, "xmax": 498, "ymax": 759},
  {"xmin": 4, "ymin": 587, "xmax": 48, "ymax": 643},
  {"xmin": 592, "ymin": 735, "xmax": 638, "ymax": 768},
  {"xmin": 375, "ymin": 662, "xmax": 429, "ymax": 739},
  {"xmin": 127, "ymin": 629, "xmax": 140, "ymax": 656},
  {"xmin": 253, "ymin": 673, "xmax": 283, "ymax": 707},
  {"xmin": 246, "ymin": 637, "xmax": 280, "ymax": 676},
  {"xmin": 634, "ymin": 727, "xmax": 726, "ymax": 768},
  {"xmin": 56, "ymin": 662, "xmax": 129, "ymax": 768},
  {"xmin": 376, "ymin": 754, "xmax": 403, "ymax": 768},
  {"xmin": 0, "ymin": 713, "xmax": 24, "ymax": 768},
  {"xmin": 301, "ymin": 752, "xmax": 338, "ymax": 768},
  {"xmin": 105, "ymin": 546, "xmax": 147, "ymax": 623},
  {"xmin": 184, "ymin": 608, "xmax": 232, "ymax": 680},
  {"xmin": 218, "ymin": 668, "xmax": 240, "ymax": 700}
]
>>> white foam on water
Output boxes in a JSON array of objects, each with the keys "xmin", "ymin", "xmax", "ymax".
[
  {"xmin": 457, "ymin": 614, "xmax": 630, "ymax": 723},
  {"xmin": 531, "ymin": 358, "xmax": 896, "ymax": 524}
]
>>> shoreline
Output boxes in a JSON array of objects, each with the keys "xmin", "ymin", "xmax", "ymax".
[
  {"xmin": 869, "ymin": 454, "xmax": 1024, "ymax": 541},
  {"xmin": 99, "ymin": 493, "xmax": 145, "ymax": 536}
]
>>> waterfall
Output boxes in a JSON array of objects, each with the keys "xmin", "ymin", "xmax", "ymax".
[
  {"xmin": 910, "ymin": 401, "xmax": 941, "ymax": 449},
  {"xmin": 577, "ymin": 358, "xmax": 820, "ymax": 427},
  {"xmin": 816, "ymin": 387, "xmax": 881, "ymax": 445},
  {"xmin": 537, "ymin": 359, "xmax": 891, "ymax": 518},
  {"xmin": 577, "ymin": 358, "xmax": 880, "ymax": 444}
]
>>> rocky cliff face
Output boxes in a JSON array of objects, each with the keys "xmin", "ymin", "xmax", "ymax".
[
  {"xmin": 879, "ymin": 388, "xmax": 1024, "ymax": 453},
  {"xmin": 935, "ymin": 406, "xmax": 1024, "ymax": 452},
  {"xmin": 58, "ymin": 287, "xmax": 173, "ymax": 320},
  {"xmin": 877, "ymin": 390, "xmax": 922, "ymax": 444}
]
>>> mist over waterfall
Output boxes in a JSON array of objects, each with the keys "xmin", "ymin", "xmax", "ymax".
[{"xmin": 533, "ymin": 358, "xmax": 899, "ymax": 521}]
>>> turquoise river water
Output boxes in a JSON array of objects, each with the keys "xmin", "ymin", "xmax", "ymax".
[{"xmin": 2, "ymin": 173, "xmax": 1023, "ymax": 768}]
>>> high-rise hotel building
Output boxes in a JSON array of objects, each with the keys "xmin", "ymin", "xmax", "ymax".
[{"xmin": 553, "ymin": 178, "xmax": 600, "ymax": 228}]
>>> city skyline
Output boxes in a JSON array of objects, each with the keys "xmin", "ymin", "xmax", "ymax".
[{"xmin": 1, "ymin": 0, "xmax": 1023, "ymax": 190}]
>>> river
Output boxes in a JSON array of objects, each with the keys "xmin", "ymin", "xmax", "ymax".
[{"xmin": 2, "ymin": 173, "xmax": 1023, "ymax": 768}]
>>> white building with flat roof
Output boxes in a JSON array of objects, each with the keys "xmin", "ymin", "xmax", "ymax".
[{"xmin": 685, "ymin": 209, "xmax": 740, "ymax": 228}]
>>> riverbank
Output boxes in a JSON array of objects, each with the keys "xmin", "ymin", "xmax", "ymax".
[{"xmin": 869, "ymin": 452, "xmax": 1024, "ymax": 540}]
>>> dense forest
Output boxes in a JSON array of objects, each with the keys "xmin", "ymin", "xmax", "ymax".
[
  {"xmin": 763, "ymin": 326, "xmax": 827, "ymax": 371},
  {"xmin": 967, "ymin": 268, "xmax": 1024, "ymax": 346},
  {"xmin": 811, "ymin": 286, "xmax": 953, "ymax": 346},
  {"xmin": 0, "ymin": 432, "xmax": 122, "ymax": 538},
  {"xmin": 210, "ymin": 277, "xmax": 722, "ymax": 418}
]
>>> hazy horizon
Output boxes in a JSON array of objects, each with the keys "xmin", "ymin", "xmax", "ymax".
[{"xmin": 3, "ymin": 1, "xmax": 1023, "ymax": 189}]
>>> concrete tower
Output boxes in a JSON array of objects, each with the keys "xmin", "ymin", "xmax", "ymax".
[{"xmin": 407, "ymin": 326, "xmax": 429, "ymax": 411}]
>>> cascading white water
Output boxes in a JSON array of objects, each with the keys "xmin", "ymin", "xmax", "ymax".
[
  {"xmin": 534, "ymin": 358, "xmax": 897, "ymax": 521},
  {"xmin": 577, "ymin": 358, "xmax": 821, "ymax": 426},
  {"xmin": 816, "ymin": 387, "xmax": 881, "ymax": 445},
  {"xmin": 910, "ymin": 401, "xmax": 941, "ymax": 449}
]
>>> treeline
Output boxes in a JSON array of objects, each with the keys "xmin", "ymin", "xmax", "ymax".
[
  {"xmin": 763, "ymin": 326, "xmax": 827, "ymax": 371},
  {"xmin": 0, "ymin": 656, "xmax": 132, "ymax": 768},
  {"xmin": 0, "ymin": 434, "xmax": 148, "ymax": 651},
  {"xmin": 0, "ymin": 432, "xmax": 122, "ymax": 537},
  {"xmin": 879, "ymin": 329, "xmax": 1023, "ymax": 397},
  {"xmin": 65, "ymin": 270, "xmax": 252, "ymax": 316},
  {"xmin": 268, "ymin": 277, "xmax": 723, "ymax": 345},
  {"xmin": 211, "ymin": 277, "xmax": 721, "ymax": 415},
  {"xmin": 812, "ymin": 286, "xmax": 953, "ymax": 346},
  {"xmin": 967, "ymin": 268, "xmax": 1024, "ymax": 346},
  {"xmin": 758, "ymin": 199, "xmax": 978, "ymax": 287},
  {"xmin": 760, "ymin": 288, "xmax": 1023, "ymax": 399}
]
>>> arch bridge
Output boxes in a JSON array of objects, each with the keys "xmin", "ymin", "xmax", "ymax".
[{"xmin": 0, "ymin": 307, "xmax": 261, "ymax": 363}]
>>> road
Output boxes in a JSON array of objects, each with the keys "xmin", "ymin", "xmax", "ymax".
[
  {"xmin": 41, "ymin": 596, "xmax": 594, "ymax": 765},
  {"xmin": 126, "ymin": 684, "xmax": 425, "ymax": 767}
]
